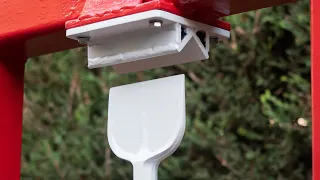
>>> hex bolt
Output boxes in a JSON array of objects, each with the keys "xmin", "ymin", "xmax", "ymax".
[
  {"xmin": 149, "ymin": 20, "xmax": 163, "ymax": 28},
  {"xmin": 77, "ymin": 36, "xmax": 91, "ymax": 45}
]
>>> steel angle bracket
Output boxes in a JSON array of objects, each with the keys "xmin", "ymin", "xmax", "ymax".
[{"xmin": 67, "ymin": 10, "xmax": 230, "ymax": 73}]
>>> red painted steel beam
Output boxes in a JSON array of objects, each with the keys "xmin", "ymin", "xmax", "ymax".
[
  {"xmin": 312, "ymin": 0, "xmax": 319, "ymax": 179},
  {"xmin": 0, "ymin": 42, "xmax": 26, "ymax": 180},
  {"xmin": 0, "ymin": 0, "xmax": 293, "ymax": 57},
  {"xmin": 0, "ymin": 0, "xmax": 86, "ymax": 57}
]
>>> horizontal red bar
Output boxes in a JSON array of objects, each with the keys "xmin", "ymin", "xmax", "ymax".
[{"xmin": 0, "ymin": 0, "xmax": 293, "ymax": 57}]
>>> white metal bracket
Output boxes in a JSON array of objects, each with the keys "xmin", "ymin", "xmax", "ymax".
[{"xmin": 67, "ymin": 10, "xmax": 230, "ymax": 73}]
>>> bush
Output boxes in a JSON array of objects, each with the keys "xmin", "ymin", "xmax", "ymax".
[{"xmin": 22, "ymin": 0, "xmax": 311, "ymax": 179}]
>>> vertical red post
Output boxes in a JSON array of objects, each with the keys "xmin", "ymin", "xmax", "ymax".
[
  {"xmin": 0, "ymin": 42, "xmax": 26, "ymax": 180},
  {"xmin": 312, "ymin": 0, "xmax": 319, "ymax": 179}
]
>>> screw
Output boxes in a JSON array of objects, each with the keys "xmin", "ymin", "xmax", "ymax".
[
  {"xmin": 149, "ymin": 20, "xmax": 163, "ymax": 28},
  {"xmin": 77, "ymin": 36, "xmax": 91, "ymax": 45}
]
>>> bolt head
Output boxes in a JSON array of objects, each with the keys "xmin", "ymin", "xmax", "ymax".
[{"xmin": 149, "ymin": 20, "xmax": 163, "ymax": 28}]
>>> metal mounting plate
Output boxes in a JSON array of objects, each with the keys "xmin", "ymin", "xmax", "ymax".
[
  {"xmin": 66, "ymin": 10, "xmax": 230, "ymax": 41},
  {"xmin": 66, "ymin": 10, "xmax": 230, "ymax": 73}
]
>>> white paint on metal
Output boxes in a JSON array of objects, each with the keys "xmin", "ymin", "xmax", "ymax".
[
  {"xmin": 108, "ymin": 75, "xmax": 186, "ymax": 180},
  {"xmin": 66, "ymin": 10, "xmax": 230, "ymax": 73},
  {"xmin": 67, "ymin": 10, "xmax": 230, "ymax": 40},
  {"xmin": 113, "ymin": 27, "xmax": 209, "ymax": 74},
  {"xmin": 87, "ymin": 23, "xmax": 182, "ymax": 69}
]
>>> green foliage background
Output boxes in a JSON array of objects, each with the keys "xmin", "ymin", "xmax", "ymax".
[{"xmin": 22, "ymin": 1, "xmax": 311, "ymax": 179}]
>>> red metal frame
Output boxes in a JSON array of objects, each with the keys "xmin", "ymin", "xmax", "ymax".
[
  {"xmin": 0, "ymin": 0, "xmax": 86, "ymax": 57},
  {"xmin": 0, "ymin": 0, "xmax": 308, "ymax": 179},
  {"xmin": 312, "ymin": 0, "xmax": 318, "ymax": 179},
  {"xmin": 0, "ymin": 0, "xmax": 294, "ymax": 57},
  {"xmin": 0, "ymin": 42, "xmax": 26, "ymax": 180}
]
